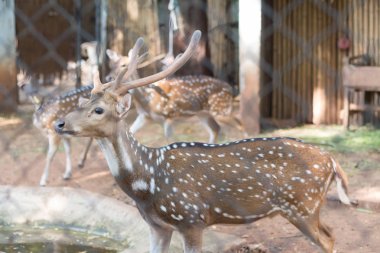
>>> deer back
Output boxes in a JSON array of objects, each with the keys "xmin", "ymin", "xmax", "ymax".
[
  {"xmin": 151, "ymin": 137, "xmax": 335, "ymax": 226},
  {"xmin": 146, "ymin": 75, "xmax": 233, "ymax": 118}
]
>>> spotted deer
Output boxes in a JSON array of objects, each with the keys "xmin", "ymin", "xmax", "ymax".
[
  {"xmin": 18, "ymin": 71, "xmax": 93, "ymax": 186},
  {"xmin": 55, "ymin": 31, "xmax": 356, "ymax": 253},
  {"xmin": 105, "ymin": 44, "xmax": 240, "ymax": 144}
]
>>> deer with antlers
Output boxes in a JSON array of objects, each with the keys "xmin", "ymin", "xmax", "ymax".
[
  {"xmin": 18, "ymin": 71, "xmax": 93, "ymax": 186},
  {"xmin": 55, "ymin": 31, "xmax": 355, "ymax": 253},
  {"xmin": 105, "ymin": 30, "xmax": 241, "ymax": 143}
]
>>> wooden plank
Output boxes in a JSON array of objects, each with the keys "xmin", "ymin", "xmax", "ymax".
[
  {"xmin": 282, "ymin": 0, "xmax": 289, "ymax": 120},
  {"xmin": 349, "ymin": 103, "xmax": 380, "ymax": 112},
  {"xmin": 207, "ymin": 0, "xmax": 224, "ymax": 77},
  {"xmin": 308, "ymin": 1, "xmax": 314, "ymax": 122},
  {"xmin": 0, "ymin": 0, "xmax": 17, "ymax": 113},
  {"xmin": 238, "ymin": 0, "xmax": 261, "ymax": 135},
  {"xmin": 336, "ymin": 0, "xmax": 346, "ymax": 124},
  {"xmin": 272, "ymin": 0, "xmax": 280, "ymax": 119},
  {"xmin": 299, "ymin": 2, "xmax": 306, "ymax": 122}
]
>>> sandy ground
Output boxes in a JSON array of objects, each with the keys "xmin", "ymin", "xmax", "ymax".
[{"xmin": 0, "ymin": 104, "xmax": 379, "ymax": 253}]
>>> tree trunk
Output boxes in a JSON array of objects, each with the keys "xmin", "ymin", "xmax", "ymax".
[{"xmin": 107, "ymin": 0, "xmax": 161, "ymax": 76}]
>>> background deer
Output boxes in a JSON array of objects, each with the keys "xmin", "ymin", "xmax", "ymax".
[
  {"xmin": 55, "ymin": 31, "xmax": 356, "ymax": 253},
  {"xmin": 17, "ymin": 71, "xmax": 93, "ymax": 186},
  {"xmin": 105, "ymin": 20, "xmax": 242, "ymax": 143}
]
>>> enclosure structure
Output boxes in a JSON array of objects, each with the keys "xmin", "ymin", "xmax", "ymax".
[
  {"xmin": 261, "ymin": 0, "xmax": 380, "ymax": 127},
  {"xmin": 1, "ymin": 0, "xmax": 380, "ymax": 129}
]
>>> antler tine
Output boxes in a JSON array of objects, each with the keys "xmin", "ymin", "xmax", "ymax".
[
  {"xmin": 115, "ymin": 30, "xmax": 202, "ymax": 95},
  {"xmin": 113, "ymin": 37, "xmax": 144, "ymax": 88},
  {"xmin": 91, "ymin": 71, "xmax": 107, "ymax": 94},
  {"xmin": 90, "ymin": 37, "xmax": 144, "ymax": 95}
]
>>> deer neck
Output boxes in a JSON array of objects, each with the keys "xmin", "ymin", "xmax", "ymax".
[{"xmin": 96, "ymin": 120, "xmax": 157, "ymax": 202}]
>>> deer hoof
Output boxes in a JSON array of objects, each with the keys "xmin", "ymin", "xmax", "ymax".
[
  {"xmin": 39, "ymin": 181, "xmax": 47, "ymax": 187},
  {"xmin": 78, "ymin": 162, "xmax": 84, "ymax": 169},
  {"xmin": 63, "ymin": 173, "xmax": 72, "ymax": 180}
]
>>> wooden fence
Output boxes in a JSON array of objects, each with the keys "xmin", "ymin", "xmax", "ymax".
[{"xmin": 263, "ymin": 0, "xmax": 380, "ymax": 126}]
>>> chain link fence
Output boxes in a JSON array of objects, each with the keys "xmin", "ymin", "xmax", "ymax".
[{"xmin": 0, "ymin": 0, "xmax": 378, "ymax": 252}]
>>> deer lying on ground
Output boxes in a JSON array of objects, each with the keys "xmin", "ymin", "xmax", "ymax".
[
  {"xmin": 17, "ymin": 71, "xmax": 93, "ymax": 186},
  {"xmin": 106, "ymin": 47, "xmax": 240, "ymax": 143},
  {"xmin": 55, "ymin": 31, "xmax": 356, "ymax": 253}
]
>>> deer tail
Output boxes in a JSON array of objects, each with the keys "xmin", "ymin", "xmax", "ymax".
[{"xmin": 331, "ymin": 158, "xmax": 358, "ymax": 206}]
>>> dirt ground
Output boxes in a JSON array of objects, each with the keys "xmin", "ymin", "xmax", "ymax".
[{"xmin": 1, "ymin": 104, "xmax": 379, "ymax": 253}]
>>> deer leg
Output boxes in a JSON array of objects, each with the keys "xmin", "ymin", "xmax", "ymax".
[
  {"xmin": 285, "ymin": 213, "xmax": 335, "ymax": 253},
  {"xmin": 78, "ymin": 138, "xmax": 93, "ymax": 168},
  {"xmin": 130, "ymin": 114, "xmax": 149, "ymax": 134},
  {"xmin": 163, "ymin": 118, "xmax": 174, "ymax": 139},
  {"xmin": 62, "ymin": 137, "xmax": 73, "ymax": 180},
  {"xmin": 196, "ymin": 112, "xmax": 220, "ymax": 143},
  {"xmin": 149, "ymin": 225, "xmax": 173, "ymax": 253},
  {"xmin": 180, "ymin": 228, "xmax": 203, "ymax": 253},
  {"xmin": 40, "ymin": 134, "xmax": 61, "ymax": 186}
]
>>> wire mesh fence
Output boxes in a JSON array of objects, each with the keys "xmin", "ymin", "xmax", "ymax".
[{"xmin": 0, "ymin": 0, "xmax": 379, "ymax": 252}]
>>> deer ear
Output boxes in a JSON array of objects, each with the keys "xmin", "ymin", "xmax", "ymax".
[
  {"xmin": 106, "ymin": 49, "xmax": 120, "ymax": 62},
  {"xmin": 116, "ymin": 93, "xmax": 132, "ymax": 118},
  {"xmin": 78, "ymin": 97, "xmax": 89, "ymax": 107}
]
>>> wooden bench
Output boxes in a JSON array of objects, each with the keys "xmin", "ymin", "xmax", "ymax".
[{"xmin": 342, "ymin": 57, "xmax": 380, "ymax": 129}]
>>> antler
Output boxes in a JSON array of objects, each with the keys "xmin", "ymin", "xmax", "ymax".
[
  {"xmin": 114, "ymin": 30, "xmax": 201, "ymax": 95},
  {"xmin": 91, "ymin": 37, "xmax": 145, "ymax": 95}
]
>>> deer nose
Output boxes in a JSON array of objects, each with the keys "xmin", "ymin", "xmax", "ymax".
[{"xmin": 55, "ymin": 119, "xmax": 65, "ymax": 133}]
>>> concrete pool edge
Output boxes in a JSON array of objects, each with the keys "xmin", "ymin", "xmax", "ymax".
[{"xmin": 0, "ymin": 186, "xmax": 243, "ymax": 252}]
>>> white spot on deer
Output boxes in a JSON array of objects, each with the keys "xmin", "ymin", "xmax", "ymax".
[
  {"xmin": 171, "ymin": 214, "xmax": 184, "ymax": 221},
  {"xmin": 160, "ymin": 205, "xmax": 167, "ymax": 213},
  {"xmin": 217, "ymin": 153, "xmax": 225, "ymax": 158},
  {"xmin": 170, "ymin": 155, "xmax": 176, "ymax": 160},
  {"xmin": 150, "ymin": 178, "xmax": 155, "ymax": 194},
  {"xmin": 313, "ymin": 164, "xmax": 320, "ymax": 169},
  {"xmin": 172, "ymin": 187, "xmax": 178, "ymax": 193},
  {"xmin": 214, "ymin": 207, "xmax": 222, "ymax": 213},
  {"xmin": 131, "ymin": 179, "xmax": 148, "ymax": 191}
]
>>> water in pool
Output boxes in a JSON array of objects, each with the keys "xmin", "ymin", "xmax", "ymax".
[{"xmin": 0, "ymin": 226, "xmax": 127, "ymax": 253}]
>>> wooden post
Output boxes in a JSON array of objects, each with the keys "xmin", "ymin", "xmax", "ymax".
[
  {"xmin": 239, "ymin": 0, "xmax": 261, "ymax": 135},
  {"xmin": 0, "ymin": 0, "xmax": 17, "ymax": 113}
]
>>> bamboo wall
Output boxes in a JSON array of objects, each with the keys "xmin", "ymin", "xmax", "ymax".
[{"xmin": 268, "ymin": 0, "xmax": 380, "ymax": 125}]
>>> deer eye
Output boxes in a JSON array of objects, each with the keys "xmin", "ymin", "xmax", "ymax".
[{"xmin": 94, "ymin": 107, "xmax": 104, "ymax": 114}]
